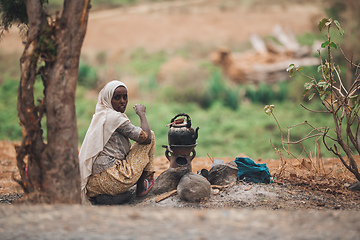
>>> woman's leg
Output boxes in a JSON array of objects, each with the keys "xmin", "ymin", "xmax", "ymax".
[
  {"xmin": 86, "ymin": 132, "xmax": 156, "ymax": 197},
  {"xmin": 127, "ymin": 131, "xmax": 156, "ymax": 197}
]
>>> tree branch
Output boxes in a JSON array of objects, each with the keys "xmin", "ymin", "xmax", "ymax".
[
  {"xmin": 300, "ymin": 103, "xmax": 330, "ymax": 113},
  {"xmin": 339, "ymin": 45, "xmax": 360, "ymax": 69},
  {"xmin": 333, "ymin": 67, "xmax": 347, "ymax": 96}
]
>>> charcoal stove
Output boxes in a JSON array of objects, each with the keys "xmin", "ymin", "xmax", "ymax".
[{"xmin": 162, "ymin": 113, "xmax": 199, "ymax": 172}]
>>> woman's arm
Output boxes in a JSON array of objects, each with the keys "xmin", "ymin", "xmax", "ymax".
[{"xmin": 133, "ymin": 104, "xmax": 151, "ymax": 144}]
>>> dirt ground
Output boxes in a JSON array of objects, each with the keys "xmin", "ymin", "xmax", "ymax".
[
  {"xmin": 1, "ymin": 139, "xmax": 360, "ymax": 239},
  {"xmin": 1, "ymin": 0, "xmax": 322, "ymax": 57},
  {"xmin": 1, "ymin": 139, "xmax": 360, "ymax": 210},
  {"xmin": 1, "ymin": 205, "xmax": 360, "ymax": 240},
  {"xmin": 1, "ymin": 1, "xmax": 360, "ymax": 238}
]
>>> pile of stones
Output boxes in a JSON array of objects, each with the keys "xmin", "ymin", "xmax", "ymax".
[{"xmin": 153, "ymin": 161, "xmax": 238, "ymax": 202}]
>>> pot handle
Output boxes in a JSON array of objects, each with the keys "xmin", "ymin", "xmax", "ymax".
[
  {"xmin": 189, "ymin": 149, "xmax": 196, "ymax": 161},
  {"xmin": 165, "ymin": 149, "xmax": 171, "ymax": 161},
  {"xmin": 163, "ymin": 145, "xmax": 173, "ymax": 161},
  {"xmin": 170, "ymin": 113, "xmax": 191, "ymax": 128}
]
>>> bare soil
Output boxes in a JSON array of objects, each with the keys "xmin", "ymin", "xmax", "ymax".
[
  {"xmin": 1, "ymin": 140, "xmax": 359, "ymax": 210},
  {"xmin": 1, "ymin": 205, "xmax": 360, "ymax": 240},
  {"xmin": 1, "ymin": 0, "xmax": 322, "ymax": 57}
]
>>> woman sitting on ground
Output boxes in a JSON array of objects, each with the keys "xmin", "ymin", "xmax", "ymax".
[{"xmin": 79, "ymin": 80, "xmax": 155, "ymax": 204}]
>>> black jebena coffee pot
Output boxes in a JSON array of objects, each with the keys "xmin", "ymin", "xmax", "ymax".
[{"xmin": 167, "ymin": 113, "xmax": 199, "ymax": 147}]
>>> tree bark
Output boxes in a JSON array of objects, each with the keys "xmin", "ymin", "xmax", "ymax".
[
  {"xmin": 17, "ymin": 0, "xmax": 47, "ymax": 197},
  {"xmin": 16, "ymin": 0, "xmax": 90, "ymax": 203}
]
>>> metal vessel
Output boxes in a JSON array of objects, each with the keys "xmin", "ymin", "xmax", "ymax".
[{"xmin": 162, "ymin": 113, "xmax": 199, "ymax": 171}]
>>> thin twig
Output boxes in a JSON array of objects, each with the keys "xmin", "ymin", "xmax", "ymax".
[
  {"xmin": 284, "ymin": 133, "xmax": 325, "ymax": 144},
  {"xmin": 300, "ymin": 104, "xmax": 330, "ymax": 113},
  {"xmin": 338, "ymin": 45, "xmax": 360, "ymax": 69},
  {"xmin": 333, "ymin": 67, "xmax": 347, "ymax": 96}
]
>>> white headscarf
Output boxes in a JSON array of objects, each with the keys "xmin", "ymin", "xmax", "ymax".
[{"xmin": 79, "ymin": 80, "xmax": 130, "ymax": 202}]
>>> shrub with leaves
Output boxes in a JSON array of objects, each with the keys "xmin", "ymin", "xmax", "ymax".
[{"xmin": 285, "ymin": 18, "xmax": 360, "ymax": 182}]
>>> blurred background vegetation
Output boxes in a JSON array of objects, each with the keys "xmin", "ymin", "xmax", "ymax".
[{"xmin": 0, "ymin": 0, "xmax": 357, "ymax": 160}]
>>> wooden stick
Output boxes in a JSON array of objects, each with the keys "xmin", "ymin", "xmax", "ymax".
[
  {"xmin": 211, "ymin": 184, "xmax": 230, "ymax": 190},
  {"xmin": 211, "ymin": 182, "xmax": 235, "ymax": 190},
  {"xmin": 155, "ymin": 189, "xmax": 177, "ymax": 203},
  {"xmin": 207, "ymin": 153, "xmax": 213, "ymax": 163}
]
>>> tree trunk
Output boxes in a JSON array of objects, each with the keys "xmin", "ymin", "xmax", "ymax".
[{"xmin": 16, "ymin": 0, "xmax": 90, "ymax": 203}]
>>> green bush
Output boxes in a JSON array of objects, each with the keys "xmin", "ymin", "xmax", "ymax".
[
  {"xmin": 78, "ymin": 62, "xmax": 98, "ymax": 88},
  {"xmin": 0, "ymin": 79, "xmax": 22, "ymax": 139},
  {"xmin": 0, "ymin": 78, "xmax": 47, "ymax": 140},
  {"xmin": 204, "ymin": 69, "xmax": 240, "ymax": 110},
  {"xmin": 75, "ymin": 86, "xmax": 98, "ymax": 144},
  {"xmin": 245, "ymin": 82, "xmax": 288, "ymax": 104}
]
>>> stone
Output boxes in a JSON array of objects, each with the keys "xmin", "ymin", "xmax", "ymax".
[
  {"xmin": 348, "ymin": 181, "xmax": 360, "ymax": 191},
  {"xmin": 208, "ymin": 161, "xmax": 238, "ymax": 186},
  {"xmin": 177, "ymin": 172, "xmax": 211, "ymax": 202},
  {"xmin": 197, "ymin": 168, "xmax": 209, "ymax": 179},
  {"xmin": 152, "ymin": 167, "xmax": 190, "ymax": 195}
]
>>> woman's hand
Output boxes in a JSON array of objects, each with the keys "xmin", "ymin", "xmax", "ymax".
[
  {"xmin": 133, "ymin": 104, "xmax": 146, "ymax": 116},
  {"xmin": 133, "ymin": 104, "xmax": 151, "ymax": 144}
]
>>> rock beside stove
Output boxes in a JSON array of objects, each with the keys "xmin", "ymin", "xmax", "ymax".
[
  {"xmin": 153, "ymin": 167, "xmax": 190, "ymax": 195},
  {"xmin": 177, "ymin": 172, "xmax": 211, "ymax": 202},
  {"xmin": 208, "ymin": 161, "xmax": 238, "ymax": 186}
]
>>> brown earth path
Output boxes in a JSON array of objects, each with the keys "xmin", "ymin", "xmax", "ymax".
[
  {"xmin": 0, "ymin": 0, "xmax": 322, "ymax": 59},
  {"xmin": 1, "ymin": 139, "xmax": 360, "ymax": 210},
  {"xmin": 82, "ymin": 1, "xmax": 321, "ymax": 56},
  {"xmin": 1, "ymin": 205, "xmax": 359, "ymax": 240}
]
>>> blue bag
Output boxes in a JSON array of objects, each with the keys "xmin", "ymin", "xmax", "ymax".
[{"xmin": 234, "ymin": 157, "xmax": 271, "ymax": 183}]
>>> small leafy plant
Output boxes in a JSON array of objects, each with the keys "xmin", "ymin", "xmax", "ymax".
[{"xmin": 272, "ymin": 18, "xmax": 360, "ymax": 182}]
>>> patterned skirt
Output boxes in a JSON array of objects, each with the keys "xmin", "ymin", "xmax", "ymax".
[{"xmin": 86, "ymin": 133, "xmax": 155, "ymax": 197}]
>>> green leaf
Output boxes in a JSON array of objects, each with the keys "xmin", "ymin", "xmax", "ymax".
[
  {"xmin": 323, "ymin": 63, "xmax": 330, "ymax": 75},
  {"xmin": 308, "ymin": 93, "xmax": 315, "ymax": 101},
  {"xmin": 318, "ymin": 18, "xmax": 328, "ymax": 31},
  {"xmin": 317, "ymin": 81, "xmax": 329, "ymax": 88},
  {"xmin": 334, "ymin": 20, "xmax": 345, "ymax": 35},
  {"xmin": 302, "ymin": 89, "xmax": 309, "ymax": 97},
  {"xmin": 317, "ymin": 65, "xmax": 322, "ymax": 72},
  {"xmin": 339, "ymin": 28, "xmax": 345, "ymax": 36},
  {"xmin": 286, "ymin": 64, "xmax": 295, "ymax": 72},
  {"xmin": 321, "ymin": 41, "xmax": 329, "ymax": 48},
  {"xmin": 287, "ymin": 64, "xmax": 296, "ymax": 77},
  {"xmin": 334, "ymin": 20, "xmax": 341, "ymax": 29},
  {"xmin": 330, "ymin": 42, "xmax": 337, "ymax": 49},
  {"xmin": 264, "ymin": 105, "xmax": 275, "ymax": 116},
  {"xmin": 304, "ymin": 82, "xmax": 314, "ymax": 90}
]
